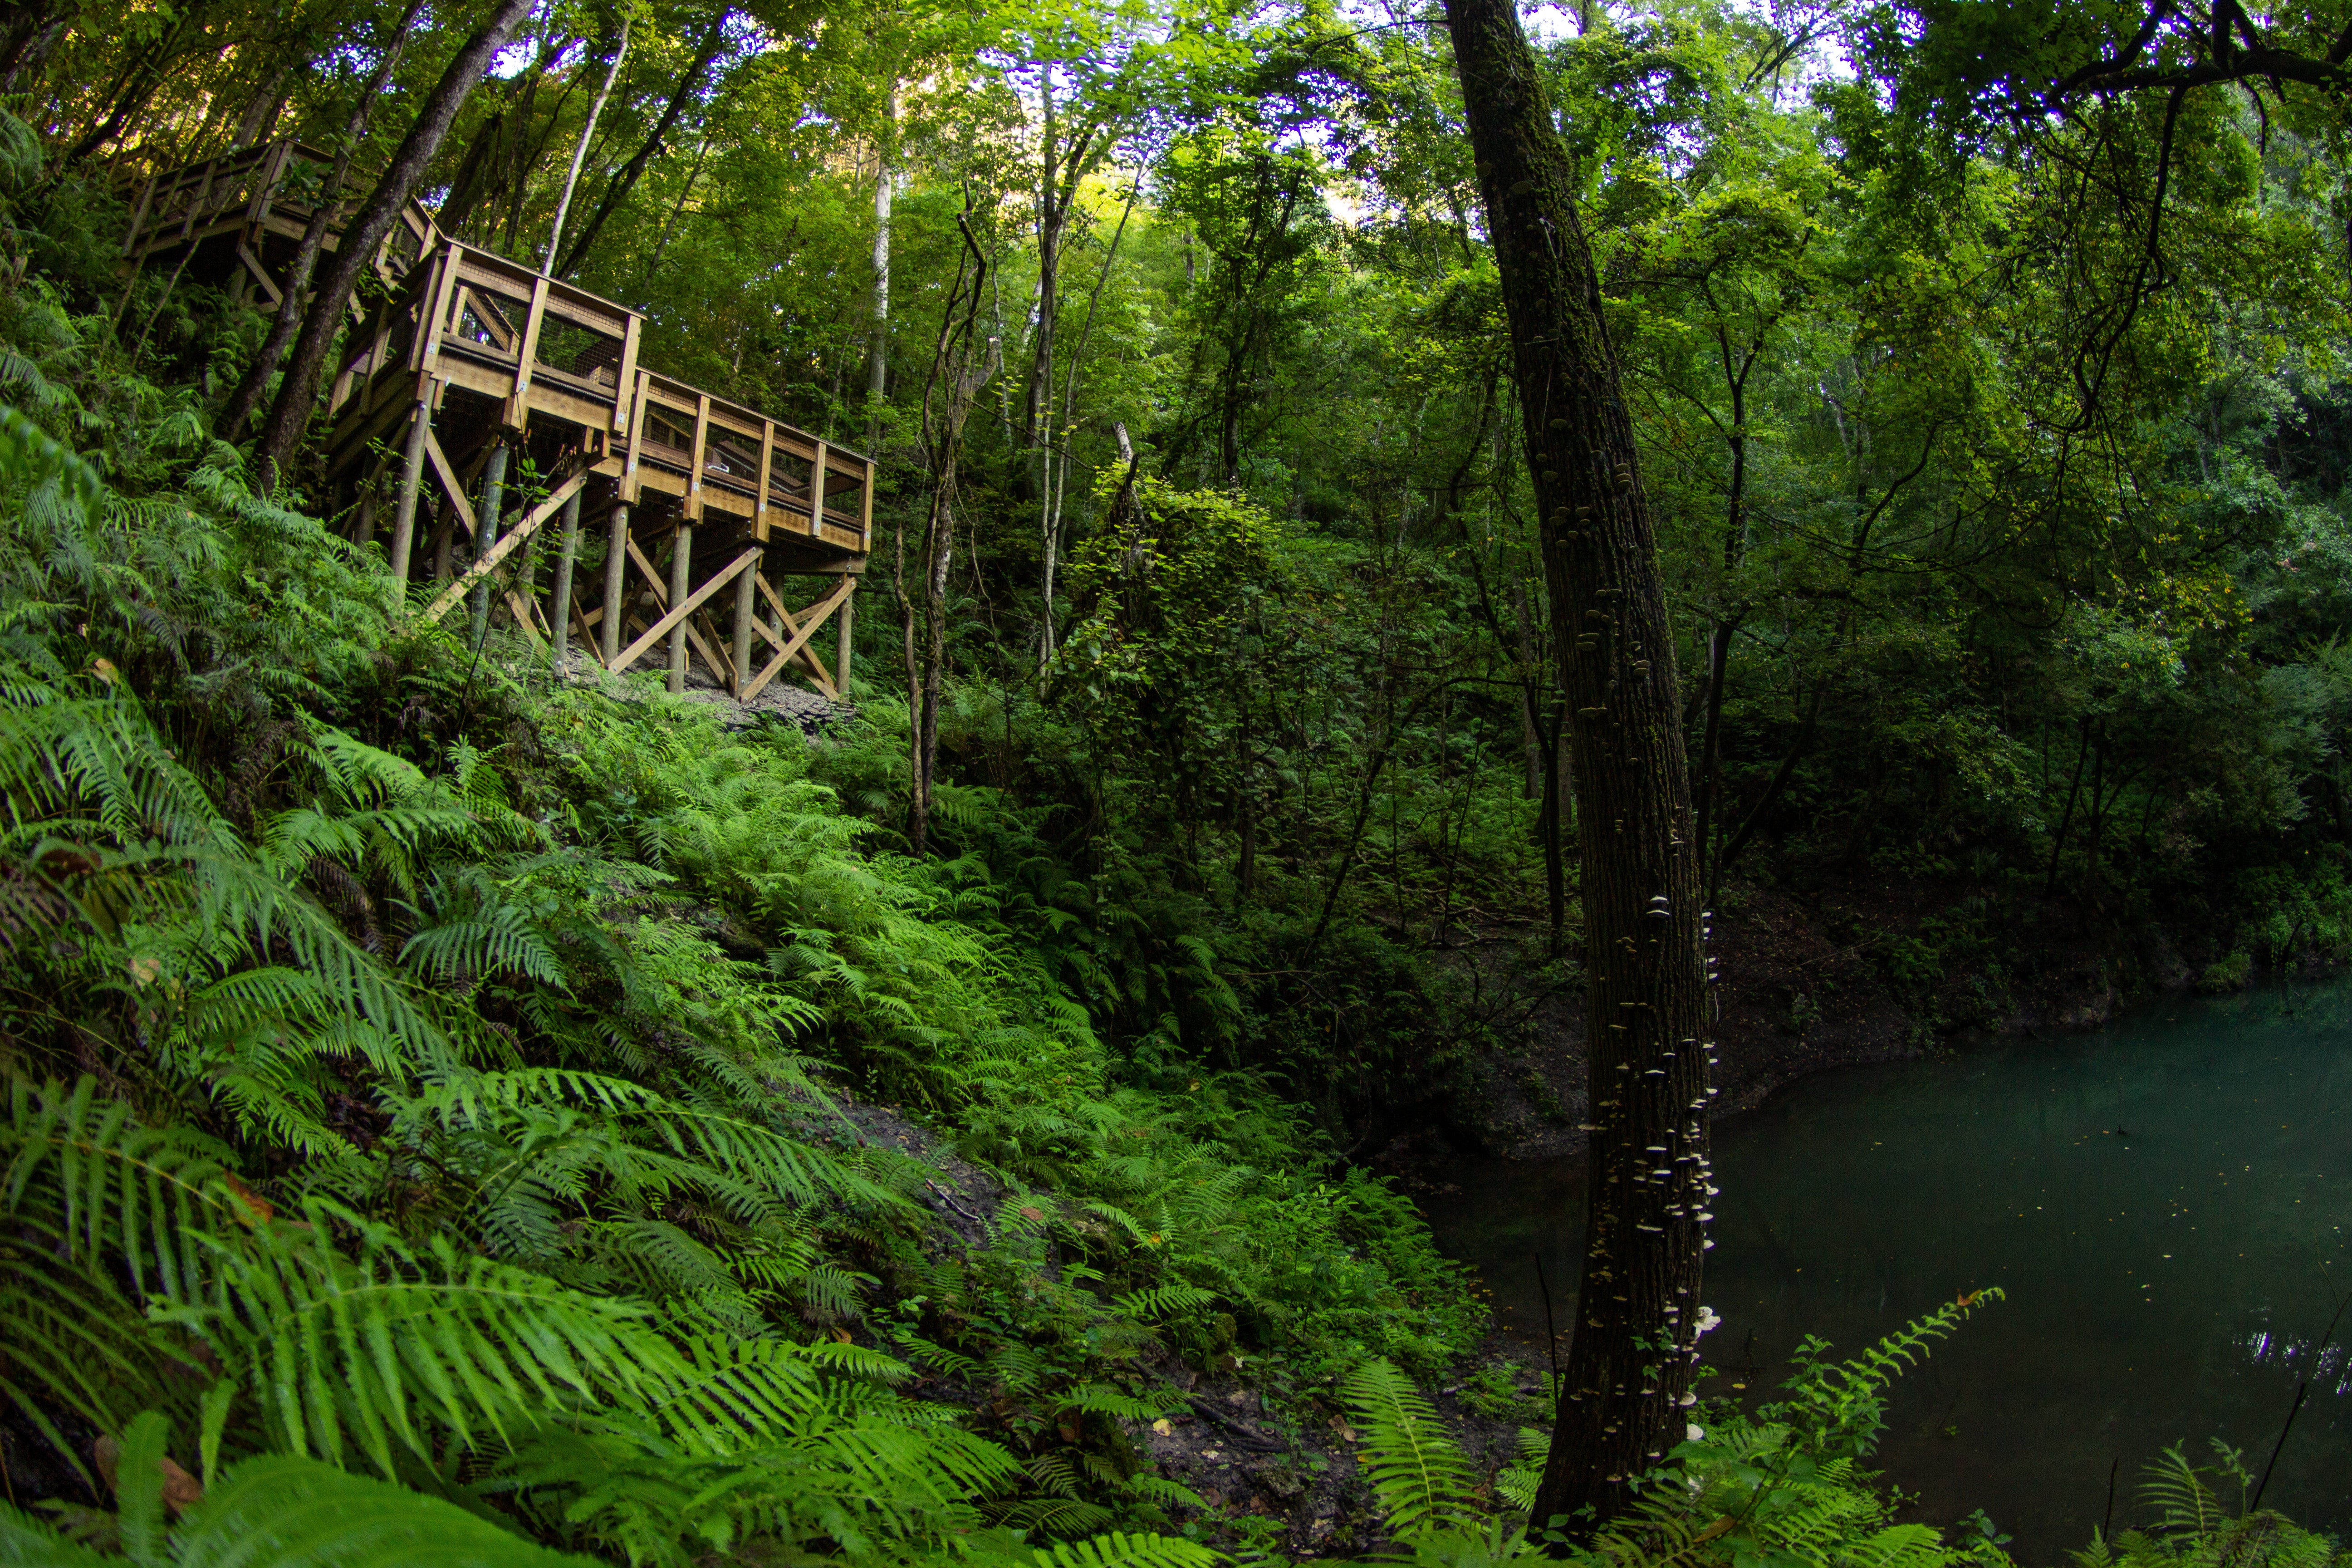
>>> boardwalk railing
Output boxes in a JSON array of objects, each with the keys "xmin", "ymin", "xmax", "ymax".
[{"xmin": 126, "ymin": 139, "xmax": 871, "ymax": 705}]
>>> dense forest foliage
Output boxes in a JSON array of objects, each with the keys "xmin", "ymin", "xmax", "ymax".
[{"xmin": 5, "ymin": 0, "xmax": 2352, "ymax": 1559}]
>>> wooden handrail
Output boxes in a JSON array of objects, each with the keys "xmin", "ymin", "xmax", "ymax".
[{"xmin": 134, "ymin": 139, "xmax": 873, "ymax": 558}]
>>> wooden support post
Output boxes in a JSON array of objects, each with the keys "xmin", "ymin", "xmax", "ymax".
[
  {"xmin": 470, "ymin": 440, "xmax": 510, "ymax": 652},
  {"xmin": 732, "ymin": 554, "xmax": 758, "ymax": 697},
  {"xmin": 387, "ymin": 400, "xmax": 431, "ymax": 609},
  {"xmin": 602, "ymin": 502, "xmax": 629, "ymax": 666},
  {"xmin": 505, "ymin": 276, "xmax": 549, "ymax": 428},
  {"xmin": 836, "ymin": 574, "xmax": 856, "ymax": 694},
  {"xmin": 754, "ymin": 422, "xmax": 775, "ymax": 539},
  {"xmin": 550, "ymin": 485, "xmax": 583, "ymax": 671},
  {"xmin": 687, "ymin": 393, "xmax": 710, "ymax": 520},
  {"xmin": 666, "ymin": 522, "xmax": 693, "ymax": 692}
]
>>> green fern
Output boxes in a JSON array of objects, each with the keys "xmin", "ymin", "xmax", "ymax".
[
  {"xmin": 1031, "ymin": 1529, "xmax": 1226, "ymax": 1568},
  {"xmin": 1761, "ymin": 1289, "xmax": 2005, "ymax": 1459},
  {"xmin": 0, "ymin": 1412, "xmax": 598, "ymax": 1567},
  {"xmin": 1343, "ymin": 1357, "xmax": 1480, "ymax": 1540}
]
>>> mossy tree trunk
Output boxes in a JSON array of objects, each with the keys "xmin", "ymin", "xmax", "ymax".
[{"xmin": 1441, "ymin": 0, "xmax": 1715, "ymax": 1537}]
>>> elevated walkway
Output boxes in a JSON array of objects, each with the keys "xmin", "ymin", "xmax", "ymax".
[{"xmin": 124, "ymin": 140, "xmax": 868, "ymax": 702}]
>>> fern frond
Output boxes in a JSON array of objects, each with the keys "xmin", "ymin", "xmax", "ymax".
[
  {"xmin": 172, "ymin": 1449, "xmax": 598, "ymax": 1566},
  {"xmin": 1342, "ymin": 1357, "xmax": 1479, "ymax": 1540},
  {"xmin": 1113, "ymin": 1284, "xmax": 1217, "ymax": 1321},
  {"xmin": 1034, "ymin": 1530, "xmax": 1225, "ymax": 1568}
]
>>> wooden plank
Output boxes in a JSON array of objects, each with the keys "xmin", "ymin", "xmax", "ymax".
[
  {"xmin": 739, "ymin": 577, "xmax": 852, "ymax": 702},
  {"xmin": 521, "ymin": 382, "xmax": 616, "ymax": 431},
  {"xmin": 505, "ymin": 274, "xmax": 550, "ymax": 428},
  {"xmin": 687, "ymin": 392, "xmax": 711, "ymax": 520},
  {"xmin": 181, "ymin": 154, "xmax": 218, "ymax": 240},
  {"xmin": 689, "ymin": 610, "xmax": 732, "ymax": 686},
  {"xmin": 437, "ymin": 358, "xmax": 517, "ymax": 402},
  {"xmin": 755, "ymin": 573, "xmax": 803, "ymax": 638},
  {"xmin": 423, "ymin": 431, "xmax": 477, "ymax": 537},
  {"xmin": 420, "ymin": 249, "xmax": 462, "ymax": 372},
  {"xmin": 626, "ymin": 536, "xmax": 669, "ymax": 607},
  {"xmin": 416, "ymin": 466, "xmax": 592, "ymax": 623},
  {"xmin": 503, "ymin": 588, "xmax": 546, "ymax": 647},
  {"xmin": 124, "ymin": 176, "xmax": 156, "ymax": 255},
  {"xmin": 753, "ymin": 421, "xmax": 775, "ymax": 544},
  {"xmin": 859, "ymin": 458, "xmax": 874, "ymax": 543},
  {"xmin": 612, "ymin": 315, "xmax": 641, "ymax": 434},
  {"xmin": 569, "ymin": 599, "xmax": 606, "ymax": 665},
  {"xmin": 611, "ymin": 548, "xmax": 762, "ymax": 673},
  {"xmin": 744, "ymin": 583, "xmax": 836, "ymax": 692},
  {"xmin": 621, "ymin": 368, "xmax": 651, "ymax": 503},
  {"xmin": 810, "ymin": 441, "xmax": 828, "ymax": 547},
  {"xmin": 235, "ymin": 242, "xmax": 283, "ymax": 306}
]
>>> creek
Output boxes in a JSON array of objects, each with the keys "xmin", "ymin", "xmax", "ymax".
[{"xmin": 1420, "ymin": 982, "xmax": 2352, "ymax": 1562}]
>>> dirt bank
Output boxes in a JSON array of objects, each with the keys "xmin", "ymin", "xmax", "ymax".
[{"xmin": 1377, "ymin": 870, "xmax": 2215, "ymax": 1171}]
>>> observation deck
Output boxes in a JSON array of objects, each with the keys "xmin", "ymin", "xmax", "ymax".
[{"xmin": 124, "ymin": 140, "xmax": 869, "ymax": 702}]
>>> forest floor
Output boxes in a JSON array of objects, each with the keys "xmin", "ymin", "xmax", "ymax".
[{"xmin": 815, "ymin": 1086, "xmax": 1534, "ymax": 1558}]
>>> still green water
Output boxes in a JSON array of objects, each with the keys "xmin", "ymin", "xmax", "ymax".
[{"xmin": 1420, "ymin": 985, "xmax": 2352, "ymax": 1561}]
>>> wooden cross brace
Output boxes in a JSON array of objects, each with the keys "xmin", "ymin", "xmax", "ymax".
[
  {"xmin": 419, "ymin": 465, "xmax": 592, "ymax": 625},
  {"xmin": 611, "ymin": 547, "xmax": 765, "ymax": 674},
  {"xmin": 740, "ymin": 576, "xmax": 853, "ymax": 702}
]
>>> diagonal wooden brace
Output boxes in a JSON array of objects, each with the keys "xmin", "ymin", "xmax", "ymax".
[
  {"xmin": 740, "ymin": 578, "xmax": 853, "ymax": 702},
  {"xmin": 418, "ymin": 466, "xmax": 593, "ymax": 624},
  {"xmin": 612, "ymin": 547, "xmax": 764, "ymax": 673},
  {"xmin": 424, "ymin": 430, "xmax": 478, "ymax": 538},
  {"xmin": 626, "ymin": 536, "xmax": 670, "ymax": 606},
  {"xmin": 754, "ymin": 573, "xmax": 837, "ymax": 694}
]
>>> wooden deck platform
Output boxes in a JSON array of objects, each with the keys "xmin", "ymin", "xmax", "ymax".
[{"xmin": 125, "ymin": 140, "xmax": 870, "ymax": 703}]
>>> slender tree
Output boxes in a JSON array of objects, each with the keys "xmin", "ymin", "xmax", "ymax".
[
  {"xmin": 865, "ymin": 87, "xmax": 898, "ymax": 448},
  {"xmin": 253, "ymin": 0, "xmax": 542, "ymax": 490},
  {"xmin": 1441, "ymin": 0, "xmax": 1713, "ymax": 1536},
  {"xmin": 553, "ymin": 10, "xmax": 730, "ymax": 279},
  {"xmin": 544, "ymin": 10, "xmax": 632, "ymax": 272},
  {"xmin": 902, "ymin": 201, "xmax": 997, "ymax": 856},
  {"xmin": 220, "ymin": 0, "xmax": 424, "ymax": 441}
]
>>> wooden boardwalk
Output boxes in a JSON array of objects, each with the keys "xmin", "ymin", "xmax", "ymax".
[{"xmin": 126, "ymin": 140, "xmax": 868, "ymax": 702}]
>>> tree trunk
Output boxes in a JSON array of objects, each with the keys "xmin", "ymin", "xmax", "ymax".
[
  {"xmin": 225, "ymin": 57, "xmax": 298, "ymax": 150},
  {"xmin": 495, "ymin": 24, "xmax": 573, "ymax": 254},
  {"xmin": 221, "ymin": 0, "xmax": 421, "ymax": 440},
  {"xmin": 67, "ymin": 18, "xmax": 183, "ymax": 164},
  {"xmin": 1039, "ymin": 175, "xmax": 1136, "ymax": 666},
  {"xmin": 1514, "ymin": 580, "xmax": 1543, "ymax": 799},
  {"xmin": 1442, "ymin": 0, "xmax": 1712, "ymax": 1536},
  {"xmin": 2044, "ymin": 713, "xmax": 2093, "ymax": 900},
  {"xmin": 0, "ymin": 10, "xmax": 68, "ymax": 92},
  {"xmin": 1692, "ymin": 617, "xmax": 1736, "ymax": 888},
  {"xmin": 553, "ymin": 15, "xmax": 729, "ymax": 279},
  {"xmin": 0, "ymin": 0, "xmax": 62, "ymax": 89},
  {"xmin": 254, "ymin": 0, "xmax": 541, "ymax": 490},
  {"xmin": 542, "ymin": 15, "xmax": 629, "ymax": 269},
  {"xmin": 1023, "ymin": 73, "xmax": 1060, "ymax": 455},
  {"xmin": 1539, "ymin": 696, "xmax": 1569, "ymax": 956},
  {"xmin": 903, "ymin": 203, "xmax": 998, "ymax": 856},
  {"xmin": 864, "ymin": 84, "xmax": 896, "ymax": 449}
]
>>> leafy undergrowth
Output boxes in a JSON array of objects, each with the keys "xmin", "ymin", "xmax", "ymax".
[
  {"xmin": 1337, "ymin": 1294, "xmax": 2350, "ymax": 1568},
  {"xmin": 0, "ymin": 146, "xmax": 1481, "ymax": 1563}
]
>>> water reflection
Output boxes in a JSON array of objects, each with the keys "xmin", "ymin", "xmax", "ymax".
[
  {"xmin": 1418, "ymin": 984, "xmax": 2352, "ymax": 1563},
  {"xmin": 2240, "ymin": 1325, "xmax": 2352, "ymax": 1395}
]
